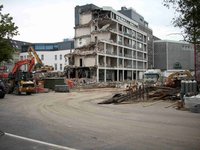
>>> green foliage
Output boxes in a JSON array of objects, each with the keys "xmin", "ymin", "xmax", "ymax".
[
  {"xmin": 0, "ymin": 38, "xmax": 14, "ymax": 62},
  {"xmin": 0, "ymin": 5, "xmax": 18, "ymax": 63},
  {"xmin": 163, "ymin": 0, "xmax": 200, "ymax": 44}
]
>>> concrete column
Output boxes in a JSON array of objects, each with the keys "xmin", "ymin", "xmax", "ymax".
[
  {"xmin": 96, "ymin": 54, "xmax": 99, "ymax": 66},
  {"xmin": 122, "ymin": 47, "xmax": 124, "ymax": 57},
  {"xmin": 104, "ymin": 42, "xmax": 106, "ymax": 54},
  {"xmin": 131, "ymin": 70, "xmax": 133, "ymax": 80},
  {"xmin": 104, "ymin": 69, "xmax": 106, "ymax": 82},
  {"xmin": 122, "ymin": 70, "xmax": 124, "ymax": 81},
  {"xmin": 96, "ymin": 68, "xmax": 99, "ymax": 83},
  {"xmin": 117, "ymin": 70, "xmax": 119, "ymax": 82},
  {"xmin": 136, "ymin": 71, "xmax": 138, "ymax": 80},
  {"xmin": 117, "ymin": 55, "xmax": 119, "ymax": 81},
  {"xmin": 104, "ymin": 56, "xmax": 106, "ymax": 68}
]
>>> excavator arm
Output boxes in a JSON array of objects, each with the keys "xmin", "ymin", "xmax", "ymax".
[
  {"xmin": 165, "ymin": 70, "xmax": 193, "ymax": 87},
  {"xmin": 12, "ymin": 58, "xmax": 35, "ymax": 75},
  {"xmin": 27, "ymin": 46, "xmax": 54, "ymax": 72},
  {"xmin": 28, "ymin": 46, "xmax": 43, "ymax": 66}
]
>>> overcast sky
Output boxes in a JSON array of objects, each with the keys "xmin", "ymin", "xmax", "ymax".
[{"xmin": 1, "ymin": 0, "xmax": 183, "ymax": 43}]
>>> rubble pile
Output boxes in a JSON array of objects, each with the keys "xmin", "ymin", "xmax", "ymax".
[{"xmin": 98, "ymin": 83, "xmax": 182, "ymax": 104}]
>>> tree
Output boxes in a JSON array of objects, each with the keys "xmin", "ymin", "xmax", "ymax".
[
  {"xmin": 163, "ymin": 0, "xmax": 200, "ymax": 43},
  {"xmin": 0, "ymin": 5, "xmax": 18, "ymax": 63},
  {"xmin": 163, "ymin": 0, "xmax": 200, "ymax": 81}
]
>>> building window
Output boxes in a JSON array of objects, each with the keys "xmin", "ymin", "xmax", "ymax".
[
  {"xmin": 60, "ymin": 54, "xmax": 62, "ymax": 60},
  {"xmin": 144, "ymin": 45, "xmax": 147, "ymax": 51},
  {"xmin": 138, "ymin": 42, "xmax": 143, "ymax": 50},
  {"xmin": 137, "ymin": 33, "xmax": 143, "ymax": 41},
  {"xmin": 132, "ymin": 31, "xmax": 136, "ymax": 38},
  {"xmin": 55, "ymin": 55, "xmax": 57, "ymax": 60},
  {"xmin": 20, "ymin": 56, "xmax": 23, "ymax": 60},
  {"xmin": 118, "ymin": 35, "xmax": 122, "ymax": 44},
  {"xmin": 41, "ymin": 54, "xmax": 44, "ymax": 60},
  {"xmin": 80, "ymin": 58, "xmax": 83, "ymax": 67},
  {"xmin": 144, "ymin": 36, "xmax": 147, "ymax": 43},
  {"xmin": 132, "ymin": 40, "xmax": 136, "ymax": 48},
  {"xmin": 60, "ymin": 64, "xmax": 62, "ymax": 71},
  {"xmin": 54, "ymin": 64, "xmax": 57, "ymax": 70}
]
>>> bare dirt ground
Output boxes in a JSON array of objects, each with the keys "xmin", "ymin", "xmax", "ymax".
[{"xmin": 0, "ymin": 88, "xmax": 200, "ymax": 150}]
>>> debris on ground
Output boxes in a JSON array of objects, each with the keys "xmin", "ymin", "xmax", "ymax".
[
  {"xmin": 98, "ymin": 82, "xmax": 181, "ymax": 104},
  {"xmin": 98, "ymin": 79, "xmax": 199, "ymax": 113}
]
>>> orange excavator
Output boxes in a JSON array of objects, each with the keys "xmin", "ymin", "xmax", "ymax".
[{"xmin": 8, "ymin": 56, "xmax": 36, "ymax": 95}]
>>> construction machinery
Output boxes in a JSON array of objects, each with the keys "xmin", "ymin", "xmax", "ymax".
[
  {"xmin": 8, "ymin": 57, "xmax": 35, "ymax": 95},
  {"xmin": 165, "ymin": 70, "xmax": 193, "ymax": 88},
  {"xmin": 144, "ymin": 69, "xmax": 162, "ymax": 85},
  {"xmin": 0, "ymin": 66, "xmax": 9, "ymax": 79},
  {"xmin": 28, "ymin": 46, "xmax": 54, "ymax": 72},
  {"xmin": 0, "ymin": 79, "xmax": 6, "ymax": 98}
]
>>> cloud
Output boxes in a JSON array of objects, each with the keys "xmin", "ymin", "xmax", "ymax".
[{"xmin": 1, "ymin": 0, "xmax": 183, "ymax": 42}]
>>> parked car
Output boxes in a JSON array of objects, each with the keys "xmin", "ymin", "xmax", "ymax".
[{"xmin": 0, "ymin": 80, "xmax": 6, "ymax": 99}]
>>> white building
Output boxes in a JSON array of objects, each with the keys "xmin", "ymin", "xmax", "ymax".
[
  {"xmin": 20, "ymin": 50, "xmax": 73, "ymax": 72},
  {"xmin": 19, "ymin": 40, "xmax": 74, "ymax": 72}
]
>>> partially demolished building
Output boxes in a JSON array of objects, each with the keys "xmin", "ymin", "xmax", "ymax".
[{"xmin": 65, "ymin": 4, "xmax": 148, "ymax": 82}]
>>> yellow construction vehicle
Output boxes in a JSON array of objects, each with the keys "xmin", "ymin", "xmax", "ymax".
[
  {"xmin": 8, "ymin": 57, "xmax": 35, "ymax": 95},
  {"xmin": 28, "ymin": 46, "xmax": 54, "ymax": 72},
  {"xmin": 165, "ymin": 70, "xmax": 193, "ymax": 87}
]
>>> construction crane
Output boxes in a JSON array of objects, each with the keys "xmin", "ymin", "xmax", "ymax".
[
  {"xmin": 28, "ymin": 46, "xmax": 54, "ymax": 72},
  {"xmin": 8, "ymin": 57, "xmax": 35, "ymax": 95}
]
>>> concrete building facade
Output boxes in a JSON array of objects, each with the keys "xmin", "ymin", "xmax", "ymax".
[
  {"xmin": 119, "ymin": 7, "xmax": 154, "ymax": 69},
  {"xmin": 20, "ymin": 40, "xmax": 74, "ymax": 72},
  {"xmin": 154, "ymin": 40, "xmax": 194, "ymax": 71},
  {"xmin": 66, "ymin": 4, "xmax": 148, "ymax": 82}
]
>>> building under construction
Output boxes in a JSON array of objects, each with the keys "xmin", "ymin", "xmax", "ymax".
[{"xmin": 65, "ymin": 4, "xmax": 150, "ymax": 82}]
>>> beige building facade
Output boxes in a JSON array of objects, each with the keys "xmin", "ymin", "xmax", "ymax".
[{"xmin": 66, "ymin": 5, "xmax": 148, "ymax": 82}]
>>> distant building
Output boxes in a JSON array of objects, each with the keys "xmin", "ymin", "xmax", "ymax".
[
  {"xmin": 20, "ymin": 40, "xmax": 74, "ymax": 72},
  {"xmin": 119, "ymin": 7, "xmax": 154, "ymax": 69},
  {"xmin": 154, "ymin": 40, "xmax": 194, "ymax": 71}
]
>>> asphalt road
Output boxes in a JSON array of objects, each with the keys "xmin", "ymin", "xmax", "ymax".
[{"xmin": 0, "ymin": 88, "xmax": 200, "ymax": 150}]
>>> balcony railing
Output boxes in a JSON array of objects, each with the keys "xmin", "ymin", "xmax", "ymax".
[
  {"xmin": 124, "ymin": 54, "xmax": 132, "ymax": 58},
  {"xmin": 124, "ymin": 44, "xmax": 132, "ymax": 48},
  {"xmin": 124, "ymin": 32, "xmax": 132, "ymax": 38},
  {"xmin": 125, "ymin": 65, "xmax": 132, "ymax": 68},
  {"xmin": 106, "ymin": 64, "xmax": 117, "ymax": 68},
  {"xmin": 119, "ymin": 53, "xmax": 123, "ymax": 56},
  {"xmin": 106, "ymin": 51, "xmax": 117, "ymax": 55},
  {"xmin": 118, "ymin": 41, "xmax": 123, "ymax": 45},
  {"xmin": 138, "ymin": 66, "xmax": 144, "ymax": 69},
  {"xmin": 137, "ymin": 56, "xmax": 143, "ymax": 60}
]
